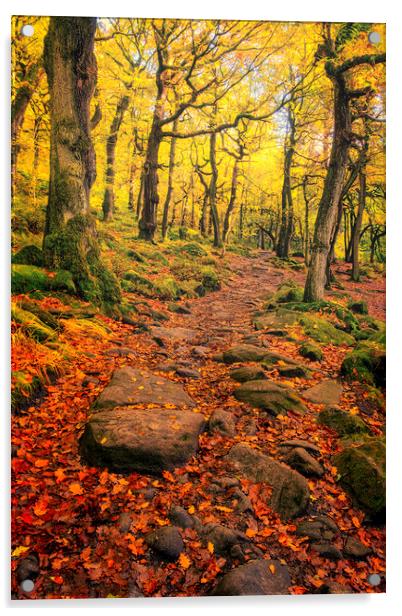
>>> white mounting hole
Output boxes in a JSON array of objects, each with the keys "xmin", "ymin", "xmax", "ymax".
[
  {"xmin": 367, "ymin": 573, "xmax": 381, "ymax": 586},
  {"xmin": 20, "ymin": 579, "xmax": 35, "ymax": 592},
  {"xmin": 368, "ymin": 31, "xmax": 381, "ymax": 45},
  {"xmin": 21, "ymin": 24, "xmax": 34, "ymax": 37}
]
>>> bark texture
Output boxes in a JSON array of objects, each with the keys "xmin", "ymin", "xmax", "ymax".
[{"xmin": 43, "ymin": 17, "xmax": 120, "ymax": 305}]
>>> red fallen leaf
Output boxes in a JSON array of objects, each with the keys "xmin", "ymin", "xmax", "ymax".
[
  {"xmin": 54, "ymin": 468, "xmax": 66, "ymax": 483},
  {"xmin": 68, "ymin": 482, "xmax": 84, "ymax": 495},
  {"xmin": 20, "ymin": 511, "xmax": 34, "ymax": 525},
  {"xmin": 352, "ymin": 516, "xmax": 361, "ymax": 528}
]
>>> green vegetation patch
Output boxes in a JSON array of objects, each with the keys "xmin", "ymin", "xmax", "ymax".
[{"xmin": 11, "ymin": 264, "xmax": 76, "ymax": 295}]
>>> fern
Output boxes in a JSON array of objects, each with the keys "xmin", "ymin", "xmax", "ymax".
[{"xmin": 335, "ymin": 23, "xmax": 372, "ymax": 51}]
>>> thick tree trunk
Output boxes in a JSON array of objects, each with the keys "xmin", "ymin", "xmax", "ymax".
[
  {"xmin": 304, "ymin": 73, "xmax": 351, "ymax": 302},
  {"xmin": 222, "ymin": 158, "xmax": 239, "ymax": 243},
  {"xmin": 102, "ymin": 94, "xmax": 129, "ymax": 221},
  {"xmin": 43, "ymin": 17, "xmax": 120, "ymax": 305},
  {"xmin": 209, "ymin": 132, "xmax": 222, "ymax": 247},
  {"xmin": 351, "ymin": 169, "xmax": 366, "ymax": 281},
  {"xmin": 139, "ymin": 119, "xmax": 162, "ymax": 240},
  {"xmin": 128, "ymin": 142, "xmax": 136, "ymax": 211},
  {"xmin": 161, "ymin": 119, "xmax": 178, "ymax": 239}
]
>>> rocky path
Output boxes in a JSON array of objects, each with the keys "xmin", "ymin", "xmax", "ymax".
[{"xmin": 12, "ymin": 253, "xmax": 386, "ymax": 599}]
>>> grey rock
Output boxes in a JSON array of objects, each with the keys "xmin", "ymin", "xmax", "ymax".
[
  {"xmin": 176, "ymin": 367, "xmax": 201, "ymax": 379},
  {"xmin": 212, "ymin": 559, "xmax": 291, "ymax": 596},
  {"xmin": 282, "ymin": 447, "xmax": 324, "ymax": 478},
  {"xmin": 343, "ymin": 536, "xmax": 372, "ymax": 559},
  {"xmin": 303, "ymin": 380, "xmax": 343, "ymax": 406},
  {"xmin": 93, "ymin": 366, "xmax": 195, "ymax": 410},
  {"xmin": 311, "ymin": 543, "xmax": 343, "ymax": 560},
  {"xmin": 79, "ymin": 406, "xmax": 205, "ymax": 474},
  {"xmin": 202, "ymin": 524, "xmax": 249, "ymax": 555},
  {"xmin": 209, "ymin": 409, "xmax": 236, "ymax": 437},
  {"xmin": 234, "ymin": 379, "xmax": 306, "ymax": 416},
  {"xmin": 230, "ymin": 366, "xmax": 267, "ymax": 383},
  {"xmin": 222, "ymin": 344, "xmax": 270, "ymax": 364},
  {"xmin": 226, "ymin": 443, "xmax": 309, "ymax": 519},
  {"xmin": 145, "ymin": 526, "xmax": 184, "ymax": 561},
  {"xmin": 279, "ymin": 439, "xmax": 320, "ymax": 454},
  {"xmin": 168, "ymin": 505, "xmax": 194, "ymax": 529}
]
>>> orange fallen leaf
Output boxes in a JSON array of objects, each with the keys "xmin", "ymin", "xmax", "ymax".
[
  {"xmin": 69, "ymin": 482, "xmax": 84, "ymax": 495},
  {"xmin": 179, "ymin": 553, "xmax": 191, "ymax": 570}
]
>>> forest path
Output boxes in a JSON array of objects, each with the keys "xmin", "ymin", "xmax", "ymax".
[{"xmin": 12, "ymin": 251, "xmax": 385, "ymax": 599}]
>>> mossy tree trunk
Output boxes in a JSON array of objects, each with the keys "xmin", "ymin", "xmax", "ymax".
[
  {"xmin": 276, "ymin": 106, "xmax": 295, "ymax": 259},
  {"xmin": 304, "ymin": 48, "xmax": 385, "ymax": 302},
  {"xmin": 223, "ymin": 157, "xmax": 240, "ymax": 244},
  {"xmin": 161, "ymin": 118, "xmax": 178, "ymax": 240},
  {"xmin": 43, "ymin": 17, "xmax": 120, "ymax": 306},
  {"xmin": 102, "ymin": 94, "xmax": 130, "ymax": 221},
  {"xmin": 209, "ymin": 132, "xmax": 222, "ymax": 248}
]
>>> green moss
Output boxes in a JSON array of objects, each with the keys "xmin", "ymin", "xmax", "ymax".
[
  {"xmin": 299, "ymin": 342, "xmax": 323, "ymax": 362},
  {"xmin": 43, "ymin": 214, "xmax": 121, "ymax": 307},
  {"xmin": 12, "ymin": 245, "xmax": 44, "ymax": 267},
  {"xmin": 341, "ymin": 343, "xmax": 385, "ymax": 387},
  {"xmin": 318, "ymin": 406, "xmax": 369, "ymax": 436},
  {"xmin": 299, "ymin": 314, "xmax": 355, "ymax": 346},
  {"xmin": 348, "ymin": 300, "xmax": 368, "ymax": 315},
  {"xmin": 11, "ymin": 304, "xmax": 56, "ymax": 342},
  {"xmin": 11, "ymin": 371, "xmax": 42, "ymax": 413},
  {"xmin": 179, "ymin": 242, "xmax": 207, "ymax": 257},
  {"xmin": 333, "ymin": 438, "xmax": 385, "ymax": 516},
  {"xmin": 18, "ymin": 300, "xmax": 59, "ymax": 330},
  {"xmin": 154, "ymin": 277, "xmax": 181, "ymax": 300},
  {"xmin": 201, "ymin": 267, "xmax": 220, "ymax": 291},
  {"xmin": 11, "ymin": 264, "xmax": 76, "ymax": 295}
]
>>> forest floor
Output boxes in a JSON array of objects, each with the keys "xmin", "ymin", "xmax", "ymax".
[{"xmin": 11, "ymin": 250, "xmax": 386, "ymax": 599}]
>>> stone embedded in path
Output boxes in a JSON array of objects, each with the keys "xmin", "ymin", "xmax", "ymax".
[
  {"xmin": 303, "ymin": 379, "xmax": 343, "ymax": 406},
  {"xmin": 226, "ymin": 443, "xmax": 309, "ymax": 519},
  {"xmin": 229, "ymin": 365, "xmax": 267, "ymax": 383},
  {"xmin": 93, "ymin": 366, "xmax": 194, "ymax": 410},
  {"xmin": 79, "ymin": 406, "xmax": 205, "ymax": 474},
  {"xmin": 281, "ymin": 447, "xmax": 324, "ymax": 478},
  {"xmin": 222, "ymin": 344, "xmax": 270, "ymax": 364},
  {"xmin": 145, "ymin": 526, "xmax": 184, "ymax": 561},
  {"xmin": 150, "ymin": 325, "xmax": 198, "ymax": 344},
  {"xmin": 234, "ymin": 379, "xmax": 306, "ymax": 416},
  {"xmin": 208, "ymin": 409, "xmax": 236, "ymax": 437},
  {"xmin": 212, "ymin": 559, "xmax": 291, "ymax": 596}
]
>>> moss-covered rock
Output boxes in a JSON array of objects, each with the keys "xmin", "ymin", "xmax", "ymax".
[
  {"xmin": 201, "ymin": 267, "xmax": 220, "ymax": 291},
  {"xmin": 299, "ymin": 315, "xmax": 355, "ymax": 346},
  {"xmin": 11, "ymin": 304, "xmax": 56, "ymax": 342},
  {"xmin": 341, "ymin": 343, "xmax": 385, "ymax": 387},
  {"xmin": 317, "ymin": 406, "xmax": 369, "ymax": 436},
  {"xmin": 11, "ymin": 264, "xmax": 76, "ymax": 295},
  {"xmin": 234, "ymin": 379, "xmax": 307, "ymax": 416},
  {"xmin": 12, "ymin": 245, "xmax": 44, "ymax": 267},
  {"xmin": 229, "ymin": 366, "xmax": 267, "ymax": 383},
  {"xmin": 299, "ymin": 342, "xmax": 323, "ymax": 362},
  {"xmin": 155, "ymin": 277, "xmax": 181, "ymax": 300},
  {"xmin": 179, "ymin": 242, "xmax": 207, "ymax": 257},
  {"xmin": 347, "ymin": 300, "xmax": 368, "ymax": 315},
  {"xmin": 222, "ymin": 344, "xmax": 269, "ymax": 364},
  {"xmin": 333, "ymin": 438, "xmax": 385, "ymax": 517},
  {"xmin": 18, "ymin": 300, "xmax": 60, "ymax": 330}
]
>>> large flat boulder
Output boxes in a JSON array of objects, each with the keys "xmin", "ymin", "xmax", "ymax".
[
  {"xmin": 226, "ymin": 443, "xmax": 309, "ymax": 519},
  {"xmin": 212, "ymin": 559, "xmax": 291, "ymax": 596},
  {"xmin": 234, "ymin": 379, "xmax": 306, "ymax": 416},
  {"xmin": 80, "ymin": 406, "xmax": 205, "ymax": 474},
  {"xmin": 93, "ymin": 366, "xmax": 194, "ymax": 410}
]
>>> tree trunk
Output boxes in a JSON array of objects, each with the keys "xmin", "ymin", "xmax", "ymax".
[
  {"xmin": 11, "ymin": 63, "xmax": 41, "ymax": 199},
  {"xmin": 276, "ymin": 109, "xmax": 295, "ymax": 258},
  {"xmin": 139, "ymin": 118, "xmax": 162, "ymax": 240},
  {"xmin": 43, "ymin": 17, "xmax": 120, "ymax": 305},
  {"xmin": 196, "ymin": 166, "xmax": 209, "ymax": 237},
  {"xmin": 304, "ymin": 71, "xmax": 351, "ymax": 302},
  {"xmin": 102, "ymin": 94, "xmax": 130, "ymax": 221},
  {"xmin": 161, "ymin": 118, "xmax": 178, "ymax": 239},
  {"xmin": 128, "ymin": 141, "xmax": 136, "ymax": 211},
  {"xmin": 209, "ymin": 132, "xmax": 222, "ymax": 247},
  {"xmin": 351, "ymin": 169, "xmax": 366, "ymax": 281},
  {"xmin": 222, "ymin": 158, "xmax": 239, "ymax": 243}
]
